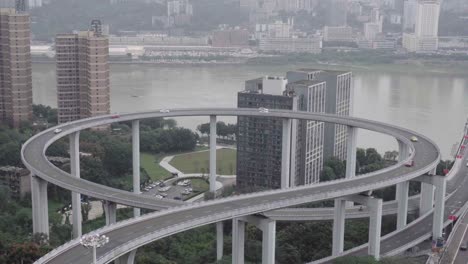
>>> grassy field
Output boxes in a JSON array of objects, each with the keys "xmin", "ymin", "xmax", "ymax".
[
  {"xmin": 192, "ymin": 178, "xmax": 209, "ymax": 191},
  {"xmin": 169, "ymin": 148, "xmax": 236, "ymax": 175},
  {"xmin": 140, "ymin": 146, "xmax": 209, "ymax": 181},
  {"xmin": 141, "ymin": 152, "xmax": 171, "ymax": 181}
]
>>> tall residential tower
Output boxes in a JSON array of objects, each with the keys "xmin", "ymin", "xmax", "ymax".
[
  {"xmin": 0, "ymin": 8, "xmax": 33, "ymax": 127},
  {"xmin": 55, "ymin": 20, "xmax": 110, "ymax": 124},
  {"xmin": 403, "ymin": 0, "xmax": 440, "ymax": 52},
  {"xmin": 236, "ymin": 69, "xmax": 353, "ymax": 190},
  {"xmin": 287, "ymin": 69, "xmax": 353, "ymax": 161}
]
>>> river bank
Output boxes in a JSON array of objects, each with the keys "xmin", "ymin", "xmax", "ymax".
[{"xmin": 32, "ymin": 55, "xmax": 468, "ymax": 76}]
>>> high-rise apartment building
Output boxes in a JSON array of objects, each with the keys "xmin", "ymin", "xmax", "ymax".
[
  {"xmin": 28, "ymin": 0, "xmax": 42, "ymax": 9},
  {"xmin": 0, "ymin": 0, "xmax": 15, "ymax": 8},
  {"xmin": 403, "ymin": 0, "xmax": 417, "ymax": 31},
  {"xmin": 287, "ymin": 69, "xmax": 353, "ymax": 162},
  {"xmin": 287, "ymin": 80, "xmax": 326, "ymax": 185},
  {"xmin": 414, "ymin": 0, "xmax": 440, "ymax": 38},
  {"xmin": 326, "ymin": 0, "xmax": 348, "ymax": 27},
  {"xmin": 0, "ymin": 8, "xmax": 33, "ymax": 128},
  {"xmin": 236, "ymin": 69, "xmax": 353, "ymax": 190},
  {"xmin": 237, "ymin": 77, "xmax": 294, "ymax": 189},
  {"xmin": 403, "ymin": 0, "xmax": 440, "ymax": 52},
  {"xmin": 55, "ymin": 21, "xmax": 110, "ymax": 124}
]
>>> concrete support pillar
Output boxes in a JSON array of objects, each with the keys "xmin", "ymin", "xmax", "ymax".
[
  {"xmin": 115, "ymin": 250, "xmax": 137, "ymax": 264},
  {"xmin": 289, "ymin": 119, "xmax": 298, "ymax": 187},
  {"xmin": 396, "ymin": 181, "xmax": 409, "ymax": 229},
  {"xmin": 420, "ymin": 182, "xmax": 435, "ymax": 216},
  {"xmin": 396, "ymin": 140, "xmax": 409, "ymax": 230},
  {"xmin": 398, "ymin": 140, "xmax": 409, "ymax": 162},
  {"xmin": 260, "ymin": 219, "xmax": 276, "ymax": 264},
  {"xmin": 216, "ymin": 222, "xmax": 223, "ymax": 261},
  {"xmin": 345, "ymin": 126, "xmax": 357, "ymax": 179},
  {"xmin": 132, "ymin": 120, "xmax": 141, "ymax": 217},
  {"xmin": 209, "ymin": 115, "xmax": 217, "ymax": 193},
  {"xmin": 31, "ymin": 175, "xmax": 49, "ymax": 236},
  {"xmin": 70, "ymin": 132, "xmax": 82, "ymax": 238},
  {"xmin": 368, "ymin": 198, "xmax": 383, "ymax": 260},
  {"xmin": 232, "ymin": 218, "xmax": 245, "ymax": 264},
  {"xmin": 104, "ymin": 201, "xmax": 117, "ymax": 225},
  {"xmin": 432, "ymin": 176, "xmax": 446, "ymax": 239},
  {"xmin": 332, "ymin": 199, "xmax": 346, "ymax": 256},
  {"xmin": 281, "ymin": 119, "xmax": 292, "ymax": 189}
]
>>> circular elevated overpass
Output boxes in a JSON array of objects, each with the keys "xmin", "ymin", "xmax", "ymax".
[{"xmin": 21, "ymin": 108, "xmax": 440, "ymax": 264}]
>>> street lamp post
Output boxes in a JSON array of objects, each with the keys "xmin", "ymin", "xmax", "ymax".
[{"xmin": 80, "ymin": 233, "xmax": 109, "ymax": 264}]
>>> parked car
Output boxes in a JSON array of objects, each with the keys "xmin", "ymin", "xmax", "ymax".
[{"xmin": 158, "ymin": 186, "xmax": 171, "ymax": 192}]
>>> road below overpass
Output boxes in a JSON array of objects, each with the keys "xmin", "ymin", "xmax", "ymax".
[{"xmin": 440, "ymin": 194, "xmax": 468, "ymax": 264}]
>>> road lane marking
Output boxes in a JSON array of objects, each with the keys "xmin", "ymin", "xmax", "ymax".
[{"xmin": 451, "ymin": 223, "xmax": 468, "ymax": 264}]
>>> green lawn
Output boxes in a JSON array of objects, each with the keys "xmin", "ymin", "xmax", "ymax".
[
  {"xmin": 140, "ymin": 147, "xmax": 210, "ymax": 181},
  {"xmin": 169, "ymin": 148, "xmax": 236, "ymax": 175},
  {"xmin": 141, "ymin": 152, "xmax": 171, "ymax": 181},
  {"xmin": 190, "ymin": 178, "xmax": 209, "ymax": 192}
]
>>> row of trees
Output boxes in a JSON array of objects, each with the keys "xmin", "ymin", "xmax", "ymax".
[
  {"xmin": 197, "ymin": 122, "xmax": 237, "ymax": 139},
  {"xmin": 320, "ymin": 148, "xmax": 389, "ymax": 182}
]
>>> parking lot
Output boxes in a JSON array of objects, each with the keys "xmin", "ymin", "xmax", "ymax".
[{"xmin": 141, "ymin": 178, "xmax": 202, "ymax": 201}]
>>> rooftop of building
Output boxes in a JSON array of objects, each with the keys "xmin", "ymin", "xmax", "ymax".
[
  {"xmin": 289, "ymin": 79, "xmax": 326, "ymax": 86},
  {"xmin": 56, "ymin": 30, "xmax": 108, "ymax": 39},
  {"xmin": 295, "ymin": 68, "xmax": 351, "ymax": 75},
  {"xmin": 0, "ymin": 8, "xmax": 28, "ymax": 16}
]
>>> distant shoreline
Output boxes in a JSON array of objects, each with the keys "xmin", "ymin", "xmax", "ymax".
[{"xmin": 31, "ymin": 57, "xmax": 468, "ymax": 76}]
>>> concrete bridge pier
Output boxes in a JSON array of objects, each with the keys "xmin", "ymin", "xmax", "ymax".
[
  {"xmin": 31, "ymin": 175, "xmax": 49, "ymax": 237},
  {"xmin": 132, "ymin": 120, "xmax": 141, "ymax": 217},
  {"xmin": 260, "ymin": 219, "xmax": 276, "ymax": 264},
  {"xmin": 396, "ymin": 181, "xmax": 409, "ymax": 229},
  {"xmin": 281, "ymin": 118, "xmax": 292, "ymax": 189},
  {"xmin": 209, "ymin": 115, "xmax": 217, "ymax": 193},
  {"xmin": 232, "ymin": 216, "xmax": 276, "ymax": 264},
  {"xmin": 232, "ymin": 218, "xmax": 246, "ymax": 264},
  {"xmin": 419, "ymin": 168, "xmax": 436, "ymax": 216},
  {"xmin": 432, "ymin": 176, "xmax": 446, "ymax": 239},
  {"xmin": 104, "ymin": 201, "xmax": 136, "ymax": 264},
  {"xmin": 332, "ymin": 195, "xmax": 383, "ymax": 259},
  {"xmin": 115, "ymin": 251, "xmax": 136, "ymax": 264},
  {"xmin": 70, "ymin": 132, "xmax": 82, "ymax": 238},
  {"xmin": 368, "ymin": 198, "xmax": 383, "ymax": 259},
  {"xmin": 396, "ymin": 140, "xmax": 409, "ymax": 230},
  {"xmin": 332, "ymin": 199, "xmax": 347, "ymax": 255},
  {"xmin": 216, "ymin": 222, "xmax": 224, "ymax": 260},
  {"xmin": 345, "ymin": 126, "xmax": 358, "ymax": 207},
  {"xmin": 413, "ymin": 173, "xmax": 447, "ymax": 239},
  {"xmin": 104, "ymin": 201, "xmax": 117, "ymax": 226},
  {"xmin": 420, "ymin": 183, "xmax": 435, "ymax": 216},
  {"xmin": 345, "ymin": 126, "xmax": 357, "ymax": 179}
]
